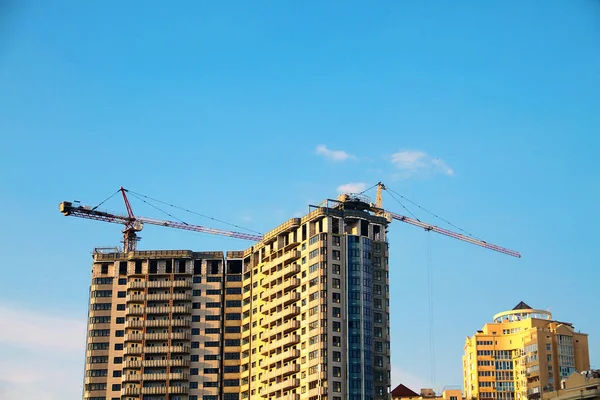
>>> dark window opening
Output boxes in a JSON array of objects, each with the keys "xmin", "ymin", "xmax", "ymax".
[
  {"xmin": 119, "ymin": 261, "xmax": 127, "ymax": 275},
  {"xmin": 134, "ymin": 261, "xmax": 142, "ymax": 274},
  {"xmin": 178, "ymin": 259, "xmax": 186, "ymax": 273},
  {"xmin": 210, "ymin": 261, "xmax": 219, "ymax": 274},
  {"xmin": 165, "ymin": 259, "xmax": 172, "ymax": 273},
  {"xmin": 193, "ymin": 259, "xmax": 202, "ymax": 275},
  {"xmin": 149, "ymin": 260, "xmax": 158, "ymax": 274},
  {"xmin": 100, "ymin": 263, "xmax": 109, "ymax": 274},
  {"xmin": 227, "ymin": 259, "xmax": 242, "ymax": 274}
]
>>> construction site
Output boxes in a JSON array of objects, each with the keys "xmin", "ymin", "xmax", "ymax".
[{"xmin": 61, "ymin": 183, "xmax": 521, "ymax": 400}]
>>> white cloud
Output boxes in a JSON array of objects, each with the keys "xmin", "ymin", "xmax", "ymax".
[
  {"xmin": 391, "ymin": 150, "xmax": 454, "ymax": 178},
  {"xmin": 315, "ymin": 144, "xmax": 355, "ymax": 162},
  {"xmin": 0, "ymin": 304, "xmax": 86, "ymax": 400},
  {"xmin": 336, "ymin": 182, "xmax": 367, "ymax": 193}
]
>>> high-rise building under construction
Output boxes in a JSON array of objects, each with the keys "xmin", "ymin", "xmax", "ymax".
[{"xmin": 83, "ymin": 194, "xmax": 392, "ymax": 400}]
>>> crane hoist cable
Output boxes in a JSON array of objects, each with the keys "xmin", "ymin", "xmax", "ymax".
[
  {"xmin": 125, "ymin": 189, "xmax": 263, "ymax": 235},
  {"xmin": 427, "ymin": 231, "xmax": 436, "ymax": 389},
  {"xmin": 91, "ymin": 188, "xmax": 122, "ymax": 211},
  {"xmin": 385, "ymin": 186, "xmax": 478, "ymax": 240}
]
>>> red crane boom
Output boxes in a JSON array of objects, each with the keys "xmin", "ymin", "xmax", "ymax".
[
  {"xmin": 59, "ymin": 188, "xmax": 263, "ymax": 252},
  {"xmin": 387, "ymin": 212, "xmax": 521, "ymax": 258}
]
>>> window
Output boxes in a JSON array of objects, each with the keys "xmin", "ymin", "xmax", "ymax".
[
  {"xmin": 114, "ymin": 343, "xmax": 123, "ymax": 350},
  {"xmin": 333, "ymin": 336, "xmax": 341, "ymax": 347},
  {"xmin": 226, "ymin": 300, "xmax": 242, "ymax": 307},
  {"xmin": 224, "ymin": 352, "xmax": 240, "ymax": 360},
  {"xmin": 92, "ymin": 290, "xmax": 112, "ymax": 298},
  {"xmin": 192, "ymin": 315, "xmax": 201, "ymax": 322},
  {"xmin": 332, "ymin": 293, "xmax": 341, "ymax": 303},
  {"xmin": 190, "ymin": 368, "xmax": 199, "ymax": 375},
  {"xmin": 193, "ymin": 302, "xmax": 202, "ymax": 309},
  {"xmin": 191, "ymin": 342, "xmax": 200, "ymax": 348},
  {"xmin": 193, "ymin": 290, "xmax": 201, "ymax": 296},
  {"xmin": 226, "ymin": 287, "xmax": 242, "ymax": 294},
  {"xmin": 113, "ymin": 357, "xmax": 122, "ymax": 364},
  {"xmin": 333, "ymin": 307, "xmax": 341, "ymax": 318},
  {"xmin": 193, "ymin": 276, "xmax": 202, "ymax": 283},
  {"xmin": 226, "ymin": 313, "xmax": 241, "ymax": 320},
  {"xmin": 546, "ymin": 343, "xmax": 551, "ymax": 351},
  {"xmin": 113, "ymin": 370, "xmax": 122, "ymax": 377},
  {"xmin": 115, "ymin": 330, "xmax": 124, "ymax": 337},
  {"xmin": 333, "ymin": 351, "xmax": 341, "ymax": 362},
  {"xmin": 332, "ymin": 278, "xmax": 341, "ymax": 289},
  {"xmin": 91, "ymin": 303, "xmax": 112, "ymax": 310},
  {"xmin": 333, "ymin": 321, "xmax": 341, "ymax": 332},
  {"xmin": 117, "ymin": 278, "xmax": 126, "ymax": 285},
  {"xmin": 225, "ymin": 326, "xmax": 241, "ymax": 333},
  {"xmin": 206, "ymin": 315, "xmax": 220, "ymax": 321},
  {"xmin": 332, "ymin": 264, "xmax": 340, "ymax": 274},
  {"xmin": 116, "ymin": 304, "xmax": 125, "ymax": 311},
  {"xmin": 333, "ymin": 366, "xmax": 341, "ymax": 377},
  {"xmin": 207, "ymin": 276, "xmax": 222, "ymax": 282},
  {"xmin": 117, "ymin": 291, "xmax": 126, "ymax": 298},
  {"xmin": 111, "ymin": 384, "xmax": 121, "ymax": 391},
  {"xmin": 333, "ymin": 381, "xmax": 341, "ymax": 392},
  {"xmin": 192, "ymin": 328, "xmax": 200, "ymax": 335},
  {"xmin": 332, "ymin": 250, "xmax": 341, "ymax": 260},
  {"xmin": 115, "ymin": 317, "xmax": 125, "ymax": 324},
  {"xmin": 205, "ymin": 328, "xmax": 220, "ymax": 334}
]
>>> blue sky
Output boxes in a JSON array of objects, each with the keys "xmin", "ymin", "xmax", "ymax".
[{"xmin": 1, "ymin": 1, "xmax": 599, "ymax": 398}]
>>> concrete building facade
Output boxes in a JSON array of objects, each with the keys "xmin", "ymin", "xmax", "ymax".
[
  {"xmin": 83, "ymin": 194, "xmax": 392, "ymax": 400},
  {"xmin": 463, "ymin": 302, "xmax": 590, "ymax": 400}
]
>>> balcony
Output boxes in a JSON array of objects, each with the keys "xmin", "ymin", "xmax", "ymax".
[
  {"xmin": 147, "ymin": 281, "xmax": 173, "ymax": 288},
  {"xmin": 267, "ymin": 348, "xmax": 300, "ymax": 367},
  {"xmin": 126, "ymin": 294, "xmax": 146, "ymax": 302},
  {"xmin": 146, "ymin": 293, "xmax": 172, "ymax": 301},
  {"xmin": 121, "ymin": 387, "xmax": 141, "ymax": 396},
  {"xmin": 285, "ymin": 394, "xmax": 300, "ymax": 400},
  {"xmin": 126, "ymin": 307, "xmax": 145, "ymax": 315},
  {"xmin": 268, "ymin": 378, "xmax": 300, "ymax": 394},
  {"xmin": 282, "ymin": 305, "xmax": 301, "ymax": 320},
  {"xmin": 122, "ymin": 373, "xmax": 142, "ymax": 382},
  {"xmin": 144, "ymin": 346, "xmax": 170, "ymax": 354},
  {"xmin": 172, "ymin": 318, "xmax": 191, "ymax": 327},
  {"xmin": 124, "ymin": 333, "xmax": 144, "ymax": 342},
  {"xmin": 269, "ymin": 319, "xmax": 300, "ymax": 339},
  {"xmin": 125, "ymin": 320, "xmax": 145, "ymax": 328},
  {"xmin": 173, "ymin": 293, "xmax": 192, "ymax": 301},
  {"xmin": 267, "ymin": 363, "xmax": 300, "ymax": 380},
  {"xmin": 145, "ymin": 319, "xmax": 172, "ymax": 327},
  {"xmin": 141, "ymin": 359, "xmax": 190, "ymax": 368},
  {"xmin": 173, "ymin": 279, "xmax": 192, "ymax": 288},
  {"xmin": 308, "ymin": 387, "xmax": 327, "ymax": 397},
  {"xmin": 263, "ymin": 334, "xmax": 300, "ymax": 354},
  {"xmin": 141, "ymin": 386, "xmax": 168, "ymax": 395},
  {"xmin": 284, "ymin": 277, "xmax": 301, "ymax": 291},
  {"xmin": 168, "ymin": 385, "xmax": 189, "ymax": 394},
  {"xmin": 282, "ymin": 250, "xmax": 301, "ymax": 265},
  {"xmin": 172, "ymin": 305, "xmax": 192, "ymax": 314},
  {"xmin": 127, "ymin": 281, "xmax": 146, "ymax": 289},
  {"xmin": 124, "ymin": 360, "xmax": 143, "ymax": 368},
  {"xmin": 124, "ymin": 346, "xmax": 143, "ymax": 355},
  {"xmin": 138, "ymin": 359, "xmax": 186, "ymax": 368}
]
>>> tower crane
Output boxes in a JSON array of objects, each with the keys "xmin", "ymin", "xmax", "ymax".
[
  {"xmin": 373, "ymin": 183, "xmax": 520, "ymax": 258},
  {"xmin": 59, "ymin": 187, "xmax": 262, "ymax": 252},
  {"xmin": 59, "ymin": 185, "xmax": 520, "ymax": 258}
]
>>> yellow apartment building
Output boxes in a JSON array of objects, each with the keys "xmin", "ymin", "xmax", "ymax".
[
  {"xmin": 463, "ymin": 302, "xmax": 590, "ymax": 400},
  {"xmin": 83, "ymin": 193, "xmax": 392, "ymax": 400}
]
